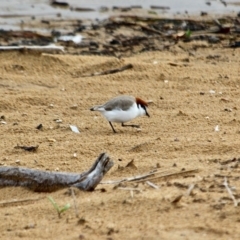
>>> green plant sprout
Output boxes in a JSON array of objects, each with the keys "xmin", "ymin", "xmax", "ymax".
[
  {"xmin": 185, "ymin": 29, "xmax": 192, "ymax": 39},
  {"xmin": 47, "ymin": 196, "xmax": 71, "ymax": 218}
]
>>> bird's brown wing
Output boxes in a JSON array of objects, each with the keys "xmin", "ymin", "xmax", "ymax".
[{"xmin": 104, "ymin": 96, "xmax": 135, "ymax": 111}]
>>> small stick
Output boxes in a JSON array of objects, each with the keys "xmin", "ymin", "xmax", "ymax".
[
  {"xmin": 70, "ymin": 188, "xmax": 79, "ymax": 218},
  {"xmin": 81, "ymin": 64, "xmax": 133, "ymax": 77},
  {"xmin": 134, "ymin": 169, "xmax": 199, "ymax": 183},
  {"xmin": 117, "ymin": 187, "xmax": 142, "ymax": 192},
  {"xmin": 0, "ymin": 197, "xmax": 43, "ymax": 207},
  {"xmin": 130, "ymin": 190, "xmax": 134, "ymax": 198},
  {"xmin": 101, "ymin": 171, "xmax": 156, "ymax": 184},
  {"xmin": 223, "ymin": 177, "xmax": 238, "ymax": 207},
  {"xmin": 186, "ymin": 184, "xmax": 195, "ymax": 196},
  {"xmin": 101, "ymin": 168, "xmax": 199, "ymax": 185},
  {"xmin": 146, "ymin": 181, "xmax": 159, "ymax": 189},
  {"xmin": 140, "ymin": 24, "xmax": 164, "ymax": 35}
]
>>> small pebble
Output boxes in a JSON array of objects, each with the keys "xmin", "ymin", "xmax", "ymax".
[
  {"xmin": 48, "ymin": 138, "xmax": 56, "ymax": 142},
  {"xmin": 70, "ymin": 104, "xmax": 78, "ymax": 110},
  {"xmin": 55, "ymin": 119, "xmax": 63, "ymax": 123},
  {"xmin": 36, "ymin": 124, "xmax": 43, "ymax": 130}
]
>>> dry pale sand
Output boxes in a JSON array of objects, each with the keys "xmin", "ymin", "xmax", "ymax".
[{"xmin": 0, "ymin": 44, "xmax": 240, "ymax": 239}]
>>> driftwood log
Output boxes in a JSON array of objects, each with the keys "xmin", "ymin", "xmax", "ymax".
[{"xmin": 0, "ymin": 153, "xmax": 113, "ymax": 192}]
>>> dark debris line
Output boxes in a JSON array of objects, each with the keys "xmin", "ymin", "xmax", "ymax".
[{"xmin": 0, "ymin": 15, "xmax": 239, "ymax": 56}]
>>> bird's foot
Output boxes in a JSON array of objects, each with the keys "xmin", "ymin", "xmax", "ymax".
[{"xmin": 121, "ymin": 123, "xmax": 140, "ymax": 128}]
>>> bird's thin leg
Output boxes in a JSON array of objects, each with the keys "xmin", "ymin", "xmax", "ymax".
[
  {"xmin": 109, "ymin": 122, "xmax": 117, "ymax": 133},
  {"xmin": 121, "ymin": 123, "xmax": 140, "ymax": 128}
]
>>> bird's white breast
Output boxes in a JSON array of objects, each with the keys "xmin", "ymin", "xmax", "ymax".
[{"xmin": 101, "ymin": 102, "xmax": 144, "ymax": 123}]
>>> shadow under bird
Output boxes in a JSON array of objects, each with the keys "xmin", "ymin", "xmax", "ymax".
[{"xmin": 90, "ymin": 95, "xmax": 150, "ymax": 133}]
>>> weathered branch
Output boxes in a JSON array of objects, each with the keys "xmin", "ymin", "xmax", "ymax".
[{"xmin": 0, "ymin": 153, "xmax": 113, "ymax": 192}]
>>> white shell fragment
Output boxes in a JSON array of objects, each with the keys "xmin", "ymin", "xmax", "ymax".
[
  {"xmin": 55, "ymin": 119, "xmax": 63, "ymax": 123},
  {"xmin": 48, "ymin": 138, "xmax": 56, "ymax": 142},
  {"xmin": 214, "ymin": 125, "xmax": 220, "ymax": 132},
  {"xmin": 57, "ymin": 35, "xmax": 83, "ymax": 44},
  {"xmin": 70, "ymin": 125, "xmax": 80, "ymax": 134},
  {"xmin": 209, "ymin": 90, "xmax": 215, "ymax": 94}
]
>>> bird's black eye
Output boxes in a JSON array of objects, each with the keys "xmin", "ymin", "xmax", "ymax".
[
  {"xmin": 138, "ymin": 104, "xmax": 145, "ymax": 109},
  {"xmin": 140, "ymin": 104, "xmax": 150, "ymax": 117}
]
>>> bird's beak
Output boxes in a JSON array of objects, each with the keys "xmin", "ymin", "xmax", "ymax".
[{"xmin": 146, "ymin": 109, "xmax": 150, "ymax": 117}]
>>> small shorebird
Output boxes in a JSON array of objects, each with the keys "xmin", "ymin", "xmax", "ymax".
[{"xmin": 90, "ymin": 95, "xmax": 150, "ymax": 133}]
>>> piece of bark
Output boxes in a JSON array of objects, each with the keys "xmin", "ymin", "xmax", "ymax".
[{"xmin": 0, "ymin": 153, "xmax": 113, "ymax": 192}]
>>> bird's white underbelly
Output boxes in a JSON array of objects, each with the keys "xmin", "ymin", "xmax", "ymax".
[{"xmin": 102, "ymin": 104, "xmax": 140, "ymax": 123}]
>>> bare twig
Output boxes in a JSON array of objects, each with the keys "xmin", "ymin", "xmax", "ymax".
[
  {"xmin": 117, "ymin": 187, "xmax": 142, "ymax": 192},
  {"xmin": 0, "ymin": 197, "xmax": 44, "ymax": 207},
  {"xmin": 130, "ymin": 190, "xmax": 134, "ymax": 198},
  {"xmin": 101, "ymin": 168, "xmax": 199, "ymax": 185},
  {"xmin": 80, "ymin": 64, "xmax": 133, "ymax": 77},
  {"xmin": 139, "ymin": 24, "xmax": 164, "ymax": 35},
  {"xmin": 70, "ymin": 188, "xmax": 79, "ymax": 218},
  {"xmin": 116, "ymin": 187, "xmax": 142, "ymax": 198},
  {"xmin": 134, "ymin": 169, "xmax": 199, "ymax": 183},
  {"xmin": 146, "ymin": 181, "xmax": 159, "ymax": 189},
  {"xmin": 186, "ymin": 184, "xmax": 195, "ymax": 196},
  {"xmin": 223, "ymin": 177, "xmax": 238, "ymax": 207},
  {"xmin": 101, "ymin": 171, "xmax": 156, "ymax": 184}
]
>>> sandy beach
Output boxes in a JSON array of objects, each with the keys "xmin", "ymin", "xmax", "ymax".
[{"xmin": 0, "ymin": 1, "xmax": 240, "ymax": 239}]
